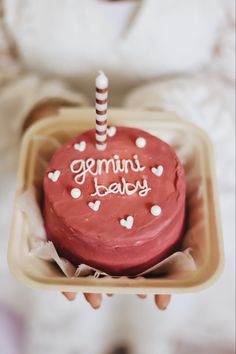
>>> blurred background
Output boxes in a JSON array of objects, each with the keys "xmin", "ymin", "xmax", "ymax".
[{"xmin": 0, "ymin": 1, "xmax": 235, "ymax": 354}]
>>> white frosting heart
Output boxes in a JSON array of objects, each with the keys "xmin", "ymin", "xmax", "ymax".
[
  {"xmin": 88, "ymin": 200, "xmax": 101, "ymax": 212},
  {"xmin": 120, "ymin": 216, "xmax": 134, "ymax": 230},
  {"xmin": 48, "ymin": 170, "xmax": 61, "ymax": 182},
  {"xmin": 151, "ymin": 165, "xmax": 164, "ymax": 177},
  {"xmin": 74, "ymin": 141, "xmax": 86, "ymax": 152},
  {"xmin": 150, "ymin": 205, "xmax": 162, "ymax": 216},
  {"xmin": 107, "ymin": 126, "xmax": 117, "ymax": 137}
]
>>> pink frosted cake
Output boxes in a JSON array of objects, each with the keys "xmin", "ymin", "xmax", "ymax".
[{"xmin": 43, "ymin": 126, "xmax": 186, "ymax": 275}]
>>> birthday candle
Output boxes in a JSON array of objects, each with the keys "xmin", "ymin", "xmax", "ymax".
[{"xmin": 95, "ymin": 71, "xmax": 108, "ymax": 151}]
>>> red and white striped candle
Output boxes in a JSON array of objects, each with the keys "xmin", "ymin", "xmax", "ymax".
[{"xmin": 95, "ymin": 71, "xmax": 108, "ymax": 151}]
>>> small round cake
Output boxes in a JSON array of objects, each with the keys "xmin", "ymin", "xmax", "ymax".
[{"xmin": 43, "ymin": 126, "xmax": 186, "ymax": 275}]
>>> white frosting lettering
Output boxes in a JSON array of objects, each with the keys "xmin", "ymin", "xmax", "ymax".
[
  {"xmin": 91, "ymin": 177, "xmax": 151, "ymax": 198},
  {"xmin": 70, "ymin": 155, "xmax": 145, "ymax": 184},
  {"xmin": 70, "ymin": 155, "xmax": 151, "ymax": 198}
]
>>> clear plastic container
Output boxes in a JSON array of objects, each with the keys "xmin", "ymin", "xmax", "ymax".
[{"xmin": 8, "ymin": 108, "xmax": 224, "ymax": 294}]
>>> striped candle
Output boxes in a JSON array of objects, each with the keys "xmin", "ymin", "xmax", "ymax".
[{"xmin": 95, "ymin": 71, "xmax": 108, "ymax": 151}]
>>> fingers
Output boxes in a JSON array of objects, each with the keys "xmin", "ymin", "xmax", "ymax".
[
  {"xmin": 107, "ymin": 294, "xmax": 147, "ymax": 299},
  {"xmin": 62, "ymin": 292, "xmax": 171, "ymax": 311},
  {"xmin": 62, "ymin": 292, "xmax": 102, "ymax": 309},
  {"xmin": 62, "ymin": 292, "xmax": 77, "ymax": 301},
  {"xmin": 154, "ymin": 294, "xmax": 171, "ymax": 310},
  {"xmin": 84, "ymin": 293, "xmax": 102, "ymax": 309}
]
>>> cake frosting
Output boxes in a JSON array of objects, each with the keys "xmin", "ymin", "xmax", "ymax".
[{"xmin": 43, "ymin": 126, "xmax": 186, "ymax": 276}]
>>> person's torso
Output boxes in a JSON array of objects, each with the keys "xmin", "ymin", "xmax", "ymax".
[{"xmin": 4, "ymin": 0, "xmax": 225, "ymax": 91}]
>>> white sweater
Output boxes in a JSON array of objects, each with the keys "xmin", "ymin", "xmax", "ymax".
[
  {"xmin": 3, "ymin": 0, "xmax": 234, "ymax": 86},
  {"xmin": 0, "ymin": 1, "xmax": 235, "ymax": 354}
]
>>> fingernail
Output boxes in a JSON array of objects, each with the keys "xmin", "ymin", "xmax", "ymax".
[
  {"xmin": 155, "ymin": 294, "xmax": 171, "ymax": 310},
  {"xmin": 90, "ymin": 295, "xmax": 102, "ymax": 309},
  {"xmin": 62, "ymin": 292, "xmax": 77, "ymax": 301},
  {"xmin": 160, "ymin": 306, "xmax": 167, "ymax": 311},
  {"xmin": 90, "ymin": 299, "xmax": 101, "ymax": 310},
  {"xmin": 160, "ymin": 295, "xmax": 171, "ymax": 310}
]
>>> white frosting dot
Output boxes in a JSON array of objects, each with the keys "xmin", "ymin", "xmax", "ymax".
[
  {"xmin": 70, "ymin": 188, "xmax": 81, "ymax": 199},
  {"xmin": 136, "ymin": 137, "xmax": 146, "ymax": 148},
  {"xmin": 114, "ymin": 155, "xmax": 119, "ymax": 159},
  {"xmin": 150, "ymin": 205, "xmax": 162, "ymax": 216}
]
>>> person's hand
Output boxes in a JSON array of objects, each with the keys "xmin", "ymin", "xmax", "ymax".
[{"xmin": 62, "ymin": 292, "xmax": 171, "ymax": 310}]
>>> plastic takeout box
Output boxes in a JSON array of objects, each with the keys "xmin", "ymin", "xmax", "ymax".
[{"xmin": 8, "ymin": 108, "xmax": 224, "ymax": 294}]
